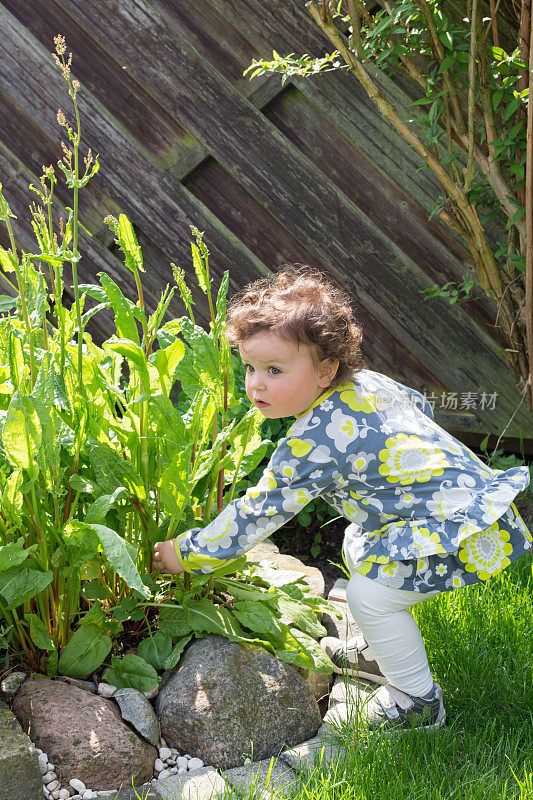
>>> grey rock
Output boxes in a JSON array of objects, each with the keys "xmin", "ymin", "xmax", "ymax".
[
  {"xmin": 12, "ymin": 679, "xmax": 157, "ymax": 791},
  {"xmin": 223, "ymin": 757, "xmax": 299, "ymax": 799},
  {"xmin": 156, "ymin": 635, "xmax": 321, "ymax": 770},
  {"xmin": 0, "ymin": 670, "xmax": 27, "ymax": 699},
  {"xmin": 143, "ymin": 684, "xmax": 160, "ymax": 700},
  {"xmin": 155, "ymin": 767, "xmax": 228, "ymax": 800},
  {"xmin": 279, "ymin": 735, "xmax": 345, "ymax": 775},
  {"xmin": 57, "ymin": 677, "xmax": 97, "ymax": 693},
  {"xmin": 113, "ymin": 687, "xmax": 160, "ymax": 747},
  {"xmin": 0, "ymin": 699, "xmax": 43, "ymax": 800},
  {"xmin": 94, "ymin": 787, "xmax": 159, "ymax": 800},
  {"xmin": 97, "ymin": 682, "xmax": 116, "ymax": 698}
]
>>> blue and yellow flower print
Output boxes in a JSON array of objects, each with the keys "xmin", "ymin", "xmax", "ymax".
[{"xmin": 175, "ymin": 370, "xmax": 531, "ymax": 593}]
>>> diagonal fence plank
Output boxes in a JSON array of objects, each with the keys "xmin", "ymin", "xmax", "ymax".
[
  {"xmin": 0, "ymin": 4, "xmax": 271, "ymax": 331},
  {"xmin": 42, "ymin": 0, "xmax": 532, "ymax": 432}
]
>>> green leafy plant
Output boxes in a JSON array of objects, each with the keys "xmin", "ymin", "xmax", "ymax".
[
  {"xmin": 0, "ymin": 36, "xmax": 339, "ymax": 681},
  {"xmin": 246, "ymin": 1, "xmax": 533, "ymax": 409}
]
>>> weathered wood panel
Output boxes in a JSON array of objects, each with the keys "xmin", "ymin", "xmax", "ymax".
[
  {"xmin": 184, "ymin": 157, "xmax": 446, "ymax": 390},
  {"xmin": 0, "ymin": 0, "xmax": 530, "ymax": 438},
  {"xmin": 38, "ymin": 0, "xmax": 529, "ymax": 431}
]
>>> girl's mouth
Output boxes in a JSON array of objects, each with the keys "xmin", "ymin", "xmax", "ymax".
[{"xmin": 254, "ymin": 400, "xmax": 270, "ymax": 408}]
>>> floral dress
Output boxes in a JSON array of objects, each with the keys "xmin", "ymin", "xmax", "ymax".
[{"xmin": 174, "ymin": 370, "xmax": 532, "ymax": 593}]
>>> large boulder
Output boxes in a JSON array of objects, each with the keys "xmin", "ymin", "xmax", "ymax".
[
  {"xmin": 155, "ymin": 635, "xmax": 321, "ymax": 769},
  {"xmin": 12, "ymin": 679, "xmax": 157, "ymax": 790}
]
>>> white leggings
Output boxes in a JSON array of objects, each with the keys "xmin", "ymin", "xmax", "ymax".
[{"xmin": 346, "ymin": 571, "xmax": 439, "ymax": 697}]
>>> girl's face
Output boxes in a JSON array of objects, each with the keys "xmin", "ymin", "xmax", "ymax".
[{"xmin": 239, "ymin": 331, "xmax": 338, "ymax": 418}]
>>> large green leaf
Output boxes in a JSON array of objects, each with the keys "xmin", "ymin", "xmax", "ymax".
[
  {"xmin": 271, "ymin": 595, "xmax": 327, "ymax": 638},
  {"xmin": 118, "ymin": 214, "xmax": 145, "ymax": 274},
  {"xmin": 86, "ymin": 523, "xmax": 150, "ymax": 599},
  {"xmin": 103, "ymin": 338, "xmax": 150, "ymax": 404},
  {"xmin": 27, "ymin": 613, "xmax": 55, "ymax": 651},
  {"xmin": 87, "ymin": 440, "xmax": 146, "ymax": 500},
  {"xmin": 233, "ymin": 601, "xmax": 284, "ymax": 637},
  {"xmin": 163, "ymin": 634, "xmax": 193, "ymax": 670},
  {"xmin": 148, "ymin": 338, "xmax": 185, "ymax": 397},
  {"xmin": 85, "ymin": 487, "xmax": 127, "ymax": 525},
  {"xmin": 98, "ymin": 273, "xmax": 140, "ymax": 344},
  {"xmin": 185, "ymin": 599, "xmax": 245, "ymax": 638},
  {"xmin": 157, "ymin": 605, "xmax": 192, "ymax": 637},
  {"xmin": 158, "ymin": 450, "xmax": 191, "ymax": 519},
  {"xmin": 0, "ymin": 538, "xmax": 35, "ymax": 572},
  {"xmin": 61, "ymin": 521, "xmax": 100, "ymax": 568},
  {"xmin": 0, "ymin": 568, "xmax": 53, "ymax": 610},
  {"xmin": 58, "ymin": 625, "xmax": 112, "ymax": 677},
  {"xmin": 2, "ymin": 392, "xmax": 42, "ymax": 469},
  {"xmin": 137, "ymin": 631, "xmax": 172, "ymax": 671},
  {"xmin": 103, "ymin": 654, "xmax": 159, "ymax": 691},
  {"xmin": 288, "ymin": 628, "xmax": 334, "ymax": 674}
]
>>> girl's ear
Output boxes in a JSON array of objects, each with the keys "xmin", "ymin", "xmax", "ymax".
[{"xmin": 318, "ymin": 357, "xmax": 339, "ymax": 388}]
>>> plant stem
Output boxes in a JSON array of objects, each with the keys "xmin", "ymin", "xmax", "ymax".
[
  {"xmin": 71, "ymin": 101, "xmax": 84, "ymax": 395},
  {"xmin": 525, "ymin": 2, "xmax": 533, "ymax": 406}
]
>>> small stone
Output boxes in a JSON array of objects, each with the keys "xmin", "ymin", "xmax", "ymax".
[
  {"xmin": 0, "ymin": 670, "xmax": 27, "ymax": 697},
  {"xmin": 59, "ymin": 791, "xmax": 71, "ymax": 799},
  {"xmin": 40, "ymin": 761, "xmax": 49, "ymax": 775},
  {"xmin": 47, "ymin": 781, "xmax": 60, "ymax": 792},
  {"xmin": 82, "ymin": 792, "xmax": 94, "ymax": 799},
  {"xmin": 43, "ymin": 789, "xmax": 52, "ymax": 800},
  {"xmin": 244, "ymin": 758, "xmax": 251, "ymax": 765},
  {"xmin": 97, "ymin": 683, "xmax": 116, "ymax": 698},
  {"xmin": 154, "ymin": 758, "xmax": 164, "ymax": 772},
  {"xmin": 51, "ymin": 791, "xmax": 61, "ymax": 799},
  {"xmin": 36, "ymin": 748, "xmax": 43, "ymax": 755},
  {"xmin": 159, "ymin": 737, "xmax": 166, "ymax": 747},
  {"xmin": 157, "ymin": 769, "xmax": 171, "ymax": 780},
  {"xmin": 188, "ymin": 758, "xmax": 204, "ymax": 770},
  {"xmin": 69, "ymin": 780, "xmax": 86, "ymax": 794},
  {"xmin": 170, "ymin": 766, "xmax": 178, "ymax": 774},
  {"xmin": 184, "ymin": 754, "xmax": 192, "ymax": 759},
  {"xmin": 143, "ymin": 684, "xmax": 159, "ymax": 700},
  {"xmin": 43, "ymin": 771, "xmax": 57, "ymax": 783},
  {"xmin": 178, "ymin": 768, "xmax": 187, "ymax": 774},
  {"xmin": 176, "ymin": 757, "xmax": 188, "ymax": 771},
  {"xmin": 159, "ymin": 747, "xmax": 172, "ymax": 761},
  {"xmin": 170, "ymin": 748, "xmax": 179, "ymax": 755}
]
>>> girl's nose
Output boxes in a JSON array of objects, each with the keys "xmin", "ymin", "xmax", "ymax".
[{"xmin": 248, "ymin": 371, "xmax": 265, "ymax": 390}]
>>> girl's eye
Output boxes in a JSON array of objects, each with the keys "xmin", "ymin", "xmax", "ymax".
[
  {"xmin": 244, "ymin": 364, "xmax": 254, "ymax": 373},
  {"xmin": 269, "ymin": 367, "xmax": 281, "ymax": 375}
]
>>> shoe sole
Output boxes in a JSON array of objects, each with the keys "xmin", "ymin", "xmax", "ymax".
[
  {"xmin": 331, "ymin": 661, "xmax": 389, "ymax": 685},
  {"xmin": 374, "ymin": 707, "xmax": 447, "ymax": 736}
]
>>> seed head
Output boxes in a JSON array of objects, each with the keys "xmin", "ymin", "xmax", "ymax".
[
  {"xmin": 57, "ymin": 109, "xmax": 67, "ymax": 127},
  {"xmin": 54, "ymin": 34, "xmax": 66, "ymax": 56}
]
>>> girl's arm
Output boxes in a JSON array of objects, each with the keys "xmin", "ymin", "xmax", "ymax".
[{"xmin": 173, "ymin": 432, "xmax": 336, "ymax": 574}]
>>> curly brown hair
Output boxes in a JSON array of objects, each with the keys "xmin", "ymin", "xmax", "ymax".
[{"xmin": 226, "ymin": 266, "xmax": 364, "ymax": 387}]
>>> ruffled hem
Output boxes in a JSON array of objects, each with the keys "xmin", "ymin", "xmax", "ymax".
[{"xmin": 359, "ymin": 465, "xmax": 530, "ymax": 562}]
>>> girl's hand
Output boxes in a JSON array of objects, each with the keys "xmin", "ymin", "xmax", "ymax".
[{"xmin": 153, "ymin": 539, "xmax": 185, "ymax": 574}]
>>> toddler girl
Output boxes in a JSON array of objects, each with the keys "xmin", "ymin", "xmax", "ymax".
[{"xmin": 154, "ymin": 268, "xmax": 532, "ymax": 733}]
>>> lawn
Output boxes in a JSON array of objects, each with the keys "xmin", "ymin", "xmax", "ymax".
[{"xmin": 228, "ymin": 553, "xmax": 532, "ymax": 800}]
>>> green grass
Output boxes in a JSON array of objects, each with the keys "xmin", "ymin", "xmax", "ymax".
[{"xmin": 225, "ymin": 554, "xmax": 533, "ymax": 800}]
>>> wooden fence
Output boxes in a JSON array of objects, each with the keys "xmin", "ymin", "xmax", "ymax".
[{"xmin": 0, "ymin": 0, "xmax": 531, "ymax": 441}]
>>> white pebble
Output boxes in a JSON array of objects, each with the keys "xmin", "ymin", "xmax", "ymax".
[
  {"xmin": 178, "ymin": 769, "xmax": 187, "ymax": 775},
  {"xmin": 43, "ymin": 772, "xmax": 57, "ymax": 784},
  {"xmin": 170, "ymin": 748, "xmax": 179, "ymax": 755},
  {"xmin": 39, "ymin": 753, "xmax": 48, "ymax": 766},
  {"xmin": 59, "ymin": 791, "xmax": 71, "ymax": 799},
  {"xmin": 157, "ymin": 769, "xmax": 171, "ymax": 781},
  {"xmin": 159, "ymin": 747, "xmax": 172, "ymax": 761},
  {"xmin": 97, "ymin": 682, "xmax": 116, "ymax": 698},
  {"xmin": 188, "ymin": 758, "xmax": 204, "ymax": 770},
  {"xmin": 154, "ymin": 758, "xmax": 164, "ymax": 773},
  {"xmin": 159, "ymin": 738, "xmax": 167, "ymax": 748},
  {"xmin": 43, "ymin": 789, "xmax": 52, "ymax": 800},
  {"xmin": 51, "ymin": 791, "xmax": 61, "ymax": 800},
  {"xmin": 40, "ymin": 763, "xmax": 49, "ymax": 775},
  {"xmin": 176, "ymin": 757, "xmax": 188, "ymax": 771},
  {"xmin": 184, "ymin": 754, "xmax": 192, "ymax": 760},
  {"xmin": 48, "ymin": 764, "xmax": 55, "ymax": 771},
  {"xmin": 82, "ymin": 792, "xmax": 95, "ymax": 800},
  {"xmin": 47, "ymin": 781, "xmax": 60, "ymax": 793},
  {"xmin": 69, "ymin": 780, "xmax": 86, "ymax": 794},
  {"xmin": 244, "ymin": 758, "xmax": 252, "ymax": 765},
  {"xmin": 170, "ymin": 767, "xmax": 178, "ymax": 774},
  {"xmin": 36, "ymin": 748, "xmax": 44, "ymax": 756}
]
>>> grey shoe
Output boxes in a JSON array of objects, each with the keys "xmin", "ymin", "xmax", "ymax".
[
  {"xmin": 320, "ymin": 634, "xmax": 388, "ymax": 685},
  {"xmin": 361, "ymin": 681, "xmax": 446, "ymax": 732}
]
